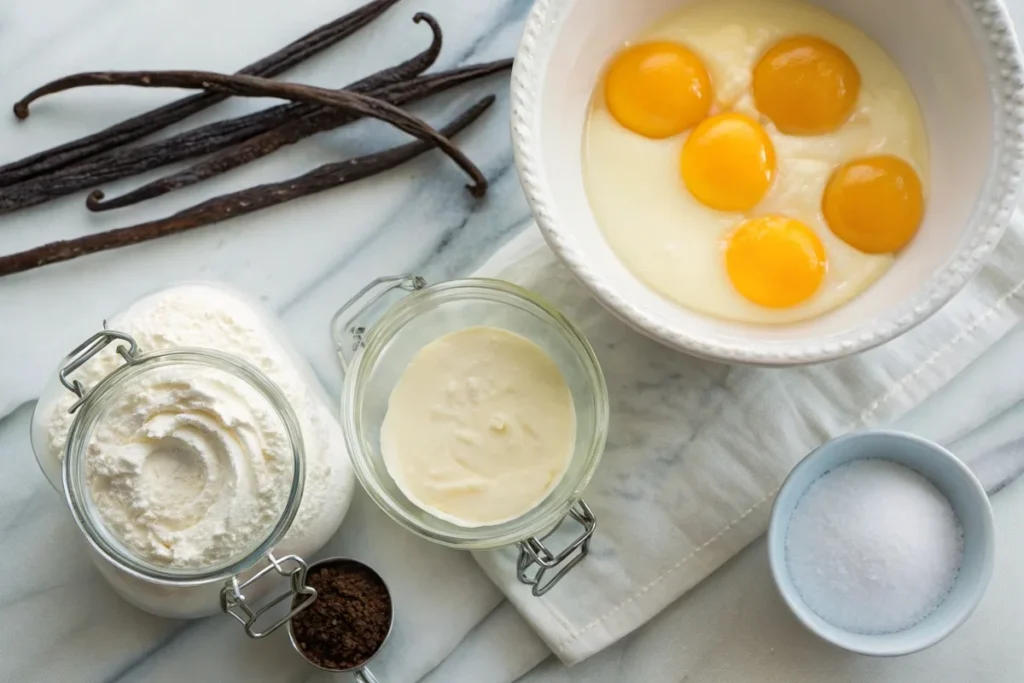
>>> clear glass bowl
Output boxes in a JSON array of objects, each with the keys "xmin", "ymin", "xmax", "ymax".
[{"xmin": 338, "ymin": 278, "xmax": 608, "ymax": 549}]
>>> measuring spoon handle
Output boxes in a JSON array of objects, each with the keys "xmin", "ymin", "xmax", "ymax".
[{"xmin": 355, "ymin": 668, "xmax": 382, "ymax": 683}]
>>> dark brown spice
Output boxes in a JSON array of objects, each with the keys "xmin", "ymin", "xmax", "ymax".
[
  {"xmin": 0, "ymin": 12, "xmax": 448, "ymax": 216},
  {"xmin": 87, "ymin": 58, "xmax": 512, "ymax": 212},
  {"xmin": 291, "ymin": 561, "xmax": 392, "ymax": 671},
  {"xmin": 13, "ymin": 69, "xmax": 488, "ymax": 196},
  {"xmin": 351, "ymin": 12, "xmax": 445, "ymax": 90},
  {"xmin": 0, "ymin": 96, "xmax": 493, "ymax": 278},
  {"xmin": 0, "ymin": 0, "xmax": 402, "ymax": 186}
]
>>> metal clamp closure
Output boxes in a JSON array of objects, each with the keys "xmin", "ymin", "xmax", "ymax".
[
  {"xmin": 59, "ymin": 328, "xmax": 141, "ymax": 414},
  {"xmin": 516, "ymin": 500, "xmax": 596, "ymax": 596},
  {"xmin": 220, "ymin": 553, "xmax": 317, "ymax": 639},
  {"xmin": 329, "ymin": 275, "xmax": 426, "ymax": 372}
]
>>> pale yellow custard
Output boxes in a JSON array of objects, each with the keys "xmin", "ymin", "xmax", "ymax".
[{"xmin": 380, "ymin": 327, "xmax": 576, "ymax": 527}]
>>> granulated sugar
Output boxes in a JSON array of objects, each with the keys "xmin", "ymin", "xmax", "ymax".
[{"xmin": 785, "ymin": 458, "xmax": 964, "ymax": 634}]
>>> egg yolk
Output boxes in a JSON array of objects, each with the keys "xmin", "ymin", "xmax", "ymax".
[
  {"xmin": 681, "ymin": 113, "xmax": 776, "ymax": 211},
  {"xmin": 752, "ymin": 36, "xmax": 861, "ymax": 135},
  {"xmin": 604, "ymin": 41, "xmax": 712, "ymax": 139},
  {"xmin": 725, "ymin": 215, "xmax": 827, "ymax": 308},
  {"xmin": 822, "ymin": 155, "xmax": 924, "ymax": 254}
]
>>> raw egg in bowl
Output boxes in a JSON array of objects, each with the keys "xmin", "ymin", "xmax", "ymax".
[{"xmin": 511, "ymin": 0, "xmax": 1024, "ymax": 365}]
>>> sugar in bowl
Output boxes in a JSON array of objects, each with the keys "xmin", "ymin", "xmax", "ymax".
[{"xmin": 768, "ymin": 431, "xmax": 995, "ymax": 655}]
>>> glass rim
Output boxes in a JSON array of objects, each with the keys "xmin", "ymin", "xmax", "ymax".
[
  {"xmin": 341, "ymin": 277, "xmax": 609, "ymax": 550},
  {"xmin": 61, "ymin": 347, "xmax": 306, "ymax": 587}
]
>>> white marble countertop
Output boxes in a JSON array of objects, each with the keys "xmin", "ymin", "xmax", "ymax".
[{"xmin": 2, "ymin": 1, "xmax": 1023, "ymax": 682}]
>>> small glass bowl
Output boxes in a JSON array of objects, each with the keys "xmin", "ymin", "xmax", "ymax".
[{"xmin": 336, "ymin": 277, "xmax": 608, "ymax": 550}]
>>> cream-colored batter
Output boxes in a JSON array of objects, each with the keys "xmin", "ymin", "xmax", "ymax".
[{"xmin": 380, "ymin": 327, "xmax": 576, "ymax": 527}]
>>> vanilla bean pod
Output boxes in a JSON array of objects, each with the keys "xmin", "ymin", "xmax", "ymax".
[
  {"xmin": 0, "ymin": 0, "xmax": 401, "ymax": 186},
  {"xmin": 15, "ymin": 70, "xmax": 488, "ymax": 196},
  {"xmin": 0, "ymin": 13, "xmax": 446, "ymax": 215},
  {"xmin": 0, "ymin": 96, "xmax": 494, "ymax": 279},
  {"xmin": 88, "ymin": 58, "xmax": 511, "ymax": 211}
]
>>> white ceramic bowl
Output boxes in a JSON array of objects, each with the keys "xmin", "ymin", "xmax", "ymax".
[
  {"xmin": 511, "ymin": 0, "xmax": 1024, "ymax": 365},
  {"xmin": 767, "ymin": 431, "xmax": 995, "ymax": 655}
]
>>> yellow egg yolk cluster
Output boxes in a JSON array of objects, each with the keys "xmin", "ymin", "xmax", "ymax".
[{"xmin": 602, "ymin": 35, "xmax": 925, "ymax": 309}]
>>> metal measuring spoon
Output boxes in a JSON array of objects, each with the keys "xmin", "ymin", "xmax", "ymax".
[{"xmin": 287, "ymin": 558, "xmax": 394, "ymax": 682}]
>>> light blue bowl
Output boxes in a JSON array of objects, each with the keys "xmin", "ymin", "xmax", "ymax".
[{"xmin": 768, "ymin": 430, "xmax": 995, "ymax": 656}]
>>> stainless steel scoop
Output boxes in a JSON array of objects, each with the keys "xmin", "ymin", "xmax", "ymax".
[{"xmin": 286, "ymin": 557, "xmax": 394, "ymax": 682}]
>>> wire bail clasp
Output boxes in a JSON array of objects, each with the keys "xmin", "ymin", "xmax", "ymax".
[
  {"xmin": 329, "ymin": 275, "xmax": 426, "ymax": 372},
  {"xmin": 59, "ymin": 328, "xmax": 142, "ymax": 414},
  {"xmin": 220, "ymin": 552, "xmax": 317, "ymax": 639},
  {"xmin": 516, "ymin": 500, "xmax": 596, "ymax": 596}
]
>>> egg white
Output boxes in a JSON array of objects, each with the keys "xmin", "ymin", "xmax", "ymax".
[{"xmin": 582, "ymin": 0, "xmax": 930, "ymax": 324}]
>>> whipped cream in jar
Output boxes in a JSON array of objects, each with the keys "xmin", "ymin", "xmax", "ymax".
[{"xmin": 30, "ymin": 284, "xmax": 354, "ymax": 628}]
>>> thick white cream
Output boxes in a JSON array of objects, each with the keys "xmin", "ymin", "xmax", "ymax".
[
  {"xmin": 380, "ymin": 327, "xmax": 576, "ymax": 527},
  {"xmin": 84, "ymin": 367, "xmax": 294, "ymax": 568},
  {"xmin": 39, "ymin": 285, "xmax": 353, "ymax": 617}
]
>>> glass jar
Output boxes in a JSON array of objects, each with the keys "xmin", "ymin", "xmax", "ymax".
[
  {"xmin": 331, "ymin": 276, "xmax": 609, "ymax": 595},
  {"xmin": 29, "ymin": 330, "xmax": 322, "ymax": 635},
  {"xmin": 29, "ymin": 283, "xmax": 354, "ymax": 623}
]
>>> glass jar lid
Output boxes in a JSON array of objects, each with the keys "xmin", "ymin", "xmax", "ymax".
[{"xmin": 58, "ymin": 330, "xmax": 306, "ymax": 586}]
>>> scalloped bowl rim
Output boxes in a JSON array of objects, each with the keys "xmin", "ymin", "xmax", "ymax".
[{"xmin": 510, "ymin": 0, "xmax": 1024, "ymax": 366}]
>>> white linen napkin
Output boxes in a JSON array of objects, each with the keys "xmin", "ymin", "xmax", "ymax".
[
  {"xmin": 514, "ymin": 343, "xmax": 1024, "ymax": 683},
  {"xmin": 470, "ymin": 211, "xmax": 1024, "ymax": 665}
]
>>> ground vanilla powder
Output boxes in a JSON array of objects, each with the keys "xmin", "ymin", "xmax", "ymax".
[{"xmin": 292, "ymin": 561, "xmax": 393, "ymax": 671}]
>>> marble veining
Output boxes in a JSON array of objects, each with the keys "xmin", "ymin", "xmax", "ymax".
[
  {"xmin": 2, "ymin": 0, "xmax": 1024, "ymax": 681},
  {"xmin": 0, "ymin": 1, "xmax": 527, "ymax": 681}
]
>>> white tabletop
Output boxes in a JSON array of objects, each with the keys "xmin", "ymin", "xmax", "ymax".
[{"xmin": 1, "ymin": 1, "xmax": 1022, "ymax": 682}]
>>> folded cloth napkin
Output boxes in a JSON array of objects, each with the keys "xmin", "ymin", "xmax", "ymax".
[
  {"xmin": 471, "ymin": 210, "xmax": 1024, "ymax": 665},
  {"xmin": 424, "ymin": 306, "xmax": 1024, "ymax": 683},
  {"xmin": 512, "ymin": 324, "xmax": 1024, "ymax": 683}
]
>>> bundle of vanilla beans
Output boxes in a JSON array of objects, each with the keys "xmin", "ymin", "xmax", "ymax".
[{"xmin": 0, "ymin": 0, "xmax": 512, "ymax": 277}]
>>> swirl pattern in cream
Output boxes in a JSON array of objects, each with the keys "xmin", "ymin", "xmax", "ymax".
[{"xmin": 85, "ymin": 367, "xmax": 294, "ymax": 568}]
